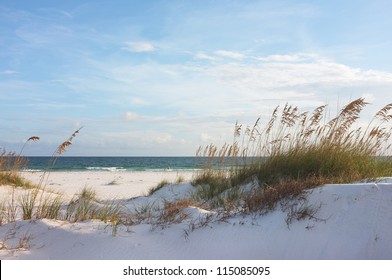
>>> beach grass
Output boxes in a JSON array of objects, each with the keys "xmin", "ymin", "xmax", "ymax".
[
  {"xmin": 148, "ymin": 175, "xmax": 187, "ymax": 196},
  {"xmin": 154, "ymin": 198, "xmax": 194, "ymax": 227},
  {"xmin": 193, "ymin": 98, "xmax": 392, "ymax": 212},
  {"xmin": 0, "ymin": 136, "xmax": 40, "ymax": 188},
  {"xmin": 0, "ymin": 150, "xmax": 36, "ymax": 189},
  {"xmin": 148, "ymin": 179, "xmax": 170, "ymax": 195}
]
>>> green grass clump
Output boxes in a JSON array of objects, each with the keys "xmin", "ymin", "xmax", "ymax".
[
  {"xmin": 1, "ymin": 136, "xmax": 40, "ymax": 188},
  {"xmin": 79, "ymin": 186, "xmax": 98, "ymax": 201},
  {"xmin": 148, "ymin": 179, "xmax": 170, "ymax": 195},
  {"xmin": 175, "ymin": 175, "xmax": 186, "ymax": 184},
  {"xmin": 19, "ymin": 190, "xmax": 38, "ymax": 220},
  {"xmin": 0, "ymin": 172, "xmax": 35, "ymax": 188},
  {"xmin": 36, "ymin": 194, "xmax": 63, "ymax": 220},
  {"xmin": 194, "ymin": 98, "xmax": 392, "ymax": 212},
  {"xmin": 0, "ymin": 150, "xmax": 36, "ymax": 188}
]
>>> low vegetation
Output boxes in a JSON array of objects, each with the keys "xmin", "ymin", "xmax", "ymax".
[
  {"xmin": 148, "ymin": 179, "xmax": 170, "ymax": 195},
  {"xmin": 193, "ymin": 98, "xmax": 392, "ymax": 212},
  {"xmin": 148, "ymin": 175, "xmax": 187, "ymax": 196},
  {"xmin": 0, "ymin": 150, "xmax": 36, "ymax": 188}
]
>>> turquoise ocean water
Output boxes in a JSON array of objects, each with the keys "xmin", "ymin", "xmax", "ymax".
[{"xmin": 24, "ymin": 157, "xmax": 202, "ymax": 172}]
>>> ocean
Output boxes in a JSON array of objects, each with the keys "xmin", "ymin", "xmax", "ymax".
[{"xmin": 24, "ymin": 157, "xmax": 202, "ymax": 172}]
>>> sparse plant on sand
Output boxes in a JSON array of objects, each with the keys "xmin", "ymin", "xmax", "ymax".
[
  {"xmin": 0, "ymin": 136, "xmax": 39, "ymax": 188},
  {"xmin": 1, "ymin": 142, "xmax": 38, "ymax": 189},
  {"xmin": 0, "ymin": 201, "xmax": 7, "ymax": 225},
  {"xmin": 19, "ymin": 190, "xmax": 38, "ymax": 220},
  {"xmin": 0, "ymin": 226, "xmax": 33, "ymax": 252},
  {"xmin": 153, "ymin": 198, "xmax": 194, "ymax": 228},
  {"xmin": 148, "ymin": 179, "xmax": 170, "ymax": 195},
  {"xmin": 175, "ymin": 175, "xmax": 185, "ymax": 184},
  {"xmin": 35, "ymin": 194, "xmax": 63, "ymax": 220},
  {"xmin": 133, "ymin": 202, "xmax": 156, "ymax": 223},
  {"xmin": 79, "ymin": 186, "xmax": 97, "ymax": 201}
]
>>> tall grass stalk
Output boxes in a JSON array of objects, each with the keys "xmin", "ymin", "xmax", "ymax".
[
  {"xmin": 38, "ymin": 127, "xmax": 83, "ymax": 189},
  {"xmin": 0, "ymin": 202, "xmax": 7, "ymax": 225},
  {"xmin": 35, "ymin": 194, "xmax": 63, "ymax": 220},
  {"xmin": 19, "ymin": 190, "xmax": 38, "ymax": 220},
  {"xmin": 35, "ymin": 128, "xmax": 83, "ymax": 219}
]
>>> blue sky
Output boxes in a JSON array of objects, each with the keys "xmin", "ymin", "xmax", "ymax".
[{"xmin": 1, "ymin": 0, "xmax": 392, "ymax": 156}]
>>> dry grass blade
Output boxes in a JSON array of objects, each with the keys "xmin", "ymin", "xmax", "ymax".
[
  {"xmin": 265, "ymin": 106, "xmax": 279, "ymax": 135},
  {"xmin": 375, "ymin": 103, "xmax": 392, "ymax": 121},
  {"xmin": 234, "ymin": 121, "xmax": 242, "ymax": 138},
  {"xmin": 310, "ymin": 105, "xmax": 327, "ymax": 126},
  {"xmin": 340, "ymin": 98, "xmax": 368, "ymax": 118}
]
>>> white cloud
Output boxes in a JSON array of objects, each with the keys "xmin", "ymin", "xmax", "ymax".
[
  {"xmin": 200, "ymin": 132, "xmax": 215, "ymax": 143},
  {"xmin": 1, "ymin": 70, "xmax": 18, "ymax": 75},
  {"xmin": 207, "ymin": 55, "xmax": 392, "ymax": 91},
  {"xmin": 123, "ymin": 41, "xmax": 155, "ymax": 52},
  {"xmin": 153, "ymin": 132, "xmax": 172, "ymax": 144},
  {"xmin": 129, "ymin": 97, "xmax": 149, "ymax": 106},
  {"xmin": 123, "ymin": 112, "xmax": 139, "ymax": 121},
  {"xmin": 195, "ymin": 52, "xmax": 216, "ymax": 60},
  {"xmin": 257, "ymin": 54, "xmax": 302, "ymax": 62},
  {"xmin": 68, "ymin": 52, "xmax": 392, "ymax": 123},
  {"xmin": 215, "ymin": 50, "xmax": 246, "ymax": 60}
]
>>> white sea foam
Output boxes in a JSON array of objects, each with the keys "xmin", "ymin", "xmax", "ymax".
[{"xmin": 86, "ymin": 166, "xmax": 127, "ymax": 172}]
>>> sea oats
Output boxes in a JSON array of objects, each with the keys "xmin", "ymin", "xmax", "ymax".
[
  {"xmin": 27, "ymin": 136, "xmax": 40, "ymax": 142},
  {"xmin": 56, "ymin": 140, "xmax": 72, "ymax": 155},
  {"xmin": 375, "ymin": 103, "xmax": 392, "ymax": 121}
]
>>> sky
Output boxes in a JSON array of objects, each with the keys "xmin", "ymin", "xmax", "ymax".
[{"xmin": 1, "ymin": 0, "xmax": 392, "ymax": 156}]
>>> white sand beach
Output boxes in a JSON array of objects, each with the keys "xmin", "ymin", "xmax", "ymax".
[
  {"xmin": 17, "ymin": 170, "xmax": 195, "ymax": 200},
  {"xmin": 1, "ymin": 171, "xmax": 392, "ymax": 260}
]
